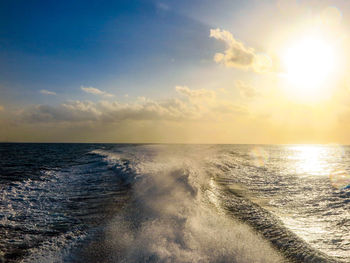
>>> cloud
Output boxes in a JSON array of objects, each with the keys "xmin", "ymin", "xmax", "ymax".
[
  {"xmin": 21, "ymin": 99, "xmax": 189, "ymax": 123},
  {"xmin": 210, "ymin": 28, "xmax": 272, "ymax": 73},
  {"xmin": 40, "ymin": 89, "xmax": 57, "ymax": 95},
  {"xmin": 156, "ymin": 2, "xmax": 170, "ymax": 11},
  {"xmin": 235, "ymin": 80, "xmax": 258, "ymax": 98},
  {"xmin": 175, "ymin": 86, "xmax": 215, "ymax": 99},
  {"xmin": 81, "ymin": 85, "xmax": 114, "ymax": 97},
  {"xmin": 21, "ymin": 101, "xmax": 100, "ymax": 123},
  {"xmin": 19, "ymin": 87, "xmax": 245, "ymax": 124}
]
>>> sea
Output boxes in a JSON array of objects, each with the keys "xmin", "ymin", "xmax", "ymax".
[{"xmin": 0, "ymin": 143, "xmax": 349, "ymax": 263}]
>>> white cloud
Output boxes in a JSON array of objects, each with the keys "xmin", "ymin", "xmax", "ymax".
[
  {"xmin": 20, "ymin": 87, "xmax": 245, "ymax": 124},
  {"xmin": 40, "ymin": 89, "xmax": 57, "ymax": 95},
  {"xmin": 81, "ymin": 85, "xmax": 114, "ymax": 98},
  {"xmin": 210, "ymin": 28, "xmax": 272, "ymax": 73}
]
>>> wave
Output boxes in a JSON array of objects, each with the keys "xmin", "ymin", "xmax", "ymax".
[
  {"xmin": 1, "ymin": 148, "xmax": 130, "ymax": 263},
  {"xmin": 66, "ymin": 145, "xmax": 286, "ymax": 263},
  {"xmin": 218, "ymin": 183, "xmax": 340, "ymax": 263},
  {"xmin": 13, "ymin": 144, "xmax": 345, "ymax": 263}
]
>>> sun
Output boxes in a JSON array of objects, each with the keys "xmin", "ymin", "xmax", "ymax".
[{"xmin": 282, "ymin": 36, "xmax": 338, "ymax": 99}]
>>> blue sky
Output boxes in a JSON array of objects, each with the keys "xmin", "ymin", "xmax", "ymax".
[
  {"xmin": 0, "ymin": 0, "xmax": 231, "ymax": 106},
  {"xmin": 1, "ymin": 0, "xmax": 350, "ymax": 143}
]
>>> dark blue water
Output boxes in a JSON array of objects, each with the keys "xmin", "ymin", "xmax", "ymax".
[
  {"xmin": 0, "ymin": 143, "xmax": 349, "ymax": 262},
  {"xmin": 0, "ymin": 143, "xmax": 134, "ymax": 262}
]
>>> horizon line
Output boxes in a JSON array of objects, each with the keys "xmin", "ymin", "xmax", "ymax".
[{"xmin": 0, "ymin": 141, "xmax": 348, "ymax": 146}]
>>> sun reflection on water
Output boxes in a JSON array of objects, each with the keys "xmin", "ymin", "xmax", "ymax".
[
  {"xmin": 288, "ymin": 145, "xmax": 329, "ymax": 176},
  {"xmin": 287, "ymin": 145, "xmax": 350, "ymax": 189}
]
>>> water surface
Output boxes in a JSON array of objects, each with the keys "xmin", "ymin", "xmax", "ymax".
[{"xmin": 0, "ymin": 143, "xmax": 349, "ymax": 262}]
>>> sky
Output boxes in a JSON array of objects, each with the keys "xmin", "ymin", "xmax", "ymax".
[{"xmin": 1, "ymin": 0, "xmax": 350, "ymax": 143}]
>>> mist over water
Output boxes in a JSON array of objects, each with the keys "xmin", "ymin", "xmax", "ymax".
[
  {"xmin": 0, "ymin": 144, "xmax": 349, "ymax": 262},
  {"xmin": 67, "ymin": 146, "xmax": 284, "ymax": 263}
]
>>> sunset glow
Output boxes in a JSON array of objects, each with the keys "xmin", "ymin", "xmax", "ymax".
[
  {"xmin": 0, "ymin": 1, "xmax": 350, "ymax": 144},
  {"xmin": 3, "ymin": 1, "xmax": 350, "ymax": 263}
]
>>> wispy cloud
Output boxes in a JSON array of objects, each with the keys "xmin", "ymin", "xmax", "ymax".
[
  {"xmin": 81, "ymin": 85, "xmax": 114, "ymax": 98},
  {"xmin": 19, "ymin": 86, "xmax": 245, "ymax": 124},
  {"xmin": 175, "ymin": 86, "xmax": 215, "ymax": 99},
  {"xmin": 156, "ymin": 2, "xmax": 170, "ymax": 11},
  {"xmin": 210, "ymin": 28, "xmax": 272, "ymax": 73},
  {"xmin": 40, "ymin": 89, "xmax": 57, "ymax": 95},
  {"xmin": 235, "ymin": 80, "xmax": 258, "ymax": 98}
]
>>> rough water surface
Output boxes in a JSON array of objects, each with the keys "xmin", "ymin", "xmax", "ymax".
[{"xmin": 0, "ymin": 143, "xmax": 349, "ymax": 262}]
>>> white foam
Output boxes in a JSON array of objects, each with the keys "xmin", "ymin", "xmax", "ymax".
[{"xmin": 82, "ymin": 145, "xmax": 285, "ymax": 263}]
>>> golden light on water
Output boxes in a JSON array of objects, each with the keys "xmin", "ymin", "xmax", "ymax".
[
  {"xmin": 289, "ymin": 145, "xmax": 350, "ymax": 189},
  {"xmin": 290, "ymin": 145, "xmax": 328, "ymax": 176}
]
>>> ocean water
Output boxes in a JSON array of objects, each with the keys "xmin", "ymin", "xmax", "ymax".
[{"xmin": 0, "ymin": 143, "xmax": 349, "ymax": 263}]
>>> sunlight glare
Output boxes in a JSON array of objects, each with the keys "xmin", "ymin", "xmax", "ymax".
[
  {"xmin": 291, "ymin": 145, "xmax": 328, "ymax": 176},
  {"xmin": 283, "ymin": 37, "xmax": 336, "ymax": 89}
]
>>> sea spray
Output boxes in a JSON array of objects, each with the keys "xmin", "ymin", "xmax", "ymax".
[
  {"xmin": 1, "ymin": 144, "xmax": 348, "ymax": 263},
  {"xmin": 69, "ymin": 145, "xmax": 286, "ymax": 262}
]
